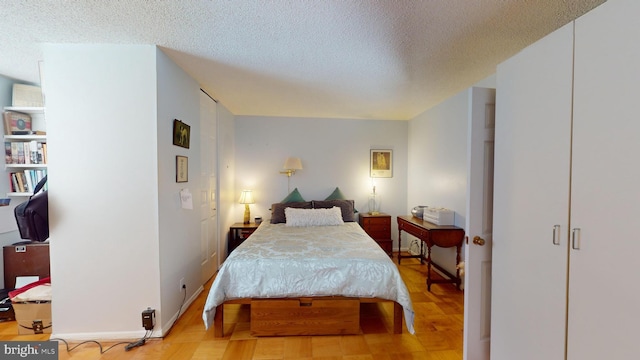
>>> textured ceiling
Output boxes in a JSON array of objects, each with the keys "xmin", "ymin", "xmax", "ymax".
[{"xmin": 0, "ymin": 0, "xmax": 605, "ymax": 120}]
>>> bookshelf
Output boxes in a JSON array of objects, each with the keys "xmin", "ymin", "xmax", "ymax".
[
  {"xmin": 4, "ymin": 106, "xmax": 45, "ymax": 114},
  {"xmin": 3, "ymin": 106, "xmax": 47, "ymax": 197}
]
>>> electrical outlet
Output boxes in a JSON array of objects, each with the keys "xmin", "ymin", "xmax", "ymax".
[{"xmin": 179, "ymin": 278, "xmax": 185, "ymax": 291}]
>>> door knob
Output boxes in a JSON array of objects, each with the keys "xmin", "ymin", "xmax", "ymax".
[{"xmin": 473, "ymin": 236, "xmax": 485, "ymax": 246}]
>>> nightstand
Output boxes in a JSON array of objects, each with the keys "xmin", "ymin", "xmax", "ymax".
[
  {"xmin": 359, "ymin": 213, "xmax": 393, "ymax": 256},
  {"xmin": 228, "ymin": 222, "xmax": 259, "ymax": 255}
]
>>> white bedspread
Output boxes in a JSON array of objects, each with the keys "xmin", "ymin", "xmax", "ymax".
[{"xmin": 202, "ymin": 222, "xmax": 415, "ymax": 334}]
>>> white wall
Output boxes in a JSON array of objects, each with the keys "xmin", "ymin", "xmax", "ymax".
[
  {"xmin": 234, "ymin": 116, "xmax": 408, "ymax": 251},
  {"xmin": 406, "ymin": 73, "xmax": 495, "ymax": 275},
  {"xmin": 155, "ymin": 48, "xmax": 203, "ymax": 332},
  {"xmin": 407, "ymin": 89, "xmax": 471, "ymax": 275},
  {"xmin": 43, "ymin": 44, "xmax": 204, "ymax": 339}
]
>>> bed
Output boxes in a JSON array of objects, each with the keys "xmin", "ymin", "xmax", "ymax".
[{"xmin": 202, "ymin": 204, "xmax": 415, "ymax": 337}]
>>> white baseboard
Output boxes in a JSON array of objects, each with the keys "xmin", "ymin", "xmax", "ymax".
[
  {"xmin": 158, "ymin": 285, "xmax": 203, "ymax": 337},
  {"xmin": 49, "ymin": 285, "xmax": 204, "ymax": 341}
]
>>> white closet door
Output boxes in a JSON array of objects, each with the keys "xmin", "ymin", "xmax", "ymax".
[
  {"xmin": 569, "ymin": 1, "xmax": 640, "ymax": 358},
  {"xmin": 200, "ymin": 91, "xmax": 219, "ymax": 283},
  {"xmin": 491, "ymin": 23, "xmax": 574, "ymax": 360}
]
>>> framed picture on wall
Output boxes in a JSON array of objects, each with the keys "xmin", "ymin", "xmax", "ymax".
[
  {"xmin": 370, "ymin": 149, "xmax": 392, "ymax": 178},
  {"xmin": 173, "ymin": 119, "xmax": 190, "ymax": 149},
  {"xmin": 176, "ymin": 156, "xmax": 188, "ymax": 183}
]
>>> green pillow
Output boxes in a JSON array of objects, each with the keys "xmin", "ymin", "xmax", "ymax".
[
  {"xmin": 324, "ymin": 187, "xmax": 358, "ymax": 213},
  {"xmin": 281, "ymin": 188, "xmax": 305, "ymax": 203},
  {"xmin": 325, "ymin": 187, "xmax": 347, "ymax": 200}
]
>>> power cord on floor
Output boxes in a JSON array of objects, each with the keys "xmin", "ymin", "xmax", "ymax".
[
  {"xmin": 49, "ymin": 284, "xmax": 186, "ymax": 353},
  {"xmin": 124, "ymin": 330, "xmax": 152, "ymax": 351},
  {"xmin": 51, "ymin": 329, "xmax": 152, "ymax": 354}
]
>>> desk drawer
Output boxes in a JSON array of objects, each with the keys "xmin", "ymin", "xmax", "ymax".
[
  {"xmin": 398, "ymin": 221, "xmax": 428, "ymax": 238},
  {"xmin": 362, "ymin": 217, "xmax": 389, "ymax": 226},
  {"xmin": 366, "ymin": 223, "xmax": 390, "ymax": 233},
  {"xmin": 430, "ymin": 229, "xmax": 465, "ymax": 248}
]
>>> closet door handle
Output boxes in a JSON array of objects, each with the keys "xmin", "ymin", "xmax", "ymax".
[
  {"xmin": 572, "ymin": 228, "xmax": 581, "ymax": 250},
  {"xmin": 552, "ymin": 225, "xmax": 561, "ymax": 245}
]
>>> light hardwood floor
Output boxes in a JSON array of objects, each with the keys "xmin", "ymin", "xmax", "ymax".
[{"xmin": 0, "ymin": 254, "xmax": 463, "ymax": 359}]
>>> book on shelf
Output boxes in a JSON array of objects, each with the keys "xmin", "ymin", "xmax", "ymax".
[
  {"xmin": 17, "ymin": 143, "xmax": 25, "ymax": 163},
  {"xmin": 4, "ymin": 142, "xmax": 10, "ymax": 163},
  {"xmin": 8, "ymin": 169, "xmax": 47, "ymax": 193},
  {"xmin": 33, "ymin": 142, "xmax": 42, "ymax": 164},
  {"xmin": 23, "ymin": 170, "xmax": 34, "ymax": 193},
  {"xmin": 15, "ymin": 172, "xmax": 25, "ymax": 193},
  {"xmin": 10, "ymin": 173, "xmax": 19, "ymax": 193},
  {"xmin": 42, "ymin": 143, "xmax": 47, "ymax": 164},
  {"xmin": 23, "ymin": 141, "xmax": 30, "ymax": 164},
  {"xmin": 3, "ymin": 141, "xmax": 47, "ymax": 165},
  {"xmin": 10, "ymin": 142, "xmax": 19, "ymax": 164}
]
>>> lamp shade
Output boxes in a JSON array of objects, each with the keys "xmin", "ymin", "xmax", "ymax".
[
  {"xmin": 283, "ymin": 157, "xmax": 303, "ymax": 170},
  {"xmin": 238, "ymin": 190, "xmax": 255, "ymax": 204}
]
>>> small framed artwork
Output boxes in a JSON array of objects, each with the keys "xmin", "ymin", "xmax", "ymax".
[
  {"xmin": 370, "ymin": 149, "xmax": 393, "ymax": 178},
  {"xmin": 173, "ymin": 119, "xmax": 191, "ymax": 149},
  {"xmin": 176, "ymin": 156, "xmax": 188, "ymax": 183}
]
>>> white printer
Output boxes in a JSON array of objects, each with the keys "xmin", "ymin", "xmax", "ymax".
[{"xmin": 422, "ymin": 207, "xmax": 455, "ymax": 226}]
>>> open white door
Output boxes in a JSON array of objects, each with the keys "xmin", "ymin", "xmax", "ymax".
[{"xmin": 463, "ymin": 87, "xmax": 495, "ymax": 360}]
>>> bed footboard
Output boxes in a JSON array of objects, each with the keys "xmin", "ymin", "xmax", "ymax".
[{"xmin": 213, "ymin": 297, "xmax": 403, "ymax": 337}]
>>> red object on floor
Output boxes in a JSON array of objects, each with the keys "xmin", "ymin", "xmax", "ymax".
[{"xmin": 8, "ymin": 276, "xmax": 50, "ymax": 300}]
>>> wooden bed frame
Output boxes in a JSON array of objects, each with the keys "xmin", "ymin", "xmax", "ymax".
[{"xmin": 213, "ymin": 296, "xmax": 403, "ymax": 337}]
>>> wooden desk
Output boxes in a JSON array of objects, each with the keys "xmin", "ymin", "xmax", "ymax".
[{"xmin": 397, "ymin": 215, "xmax": 464, "ymax": 291}]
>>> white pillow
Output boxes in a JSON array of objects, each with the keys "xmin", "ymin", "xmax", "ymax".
[{"xmin": 285, "ymin": 206, "xmax": 344, "ymax": 227}]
